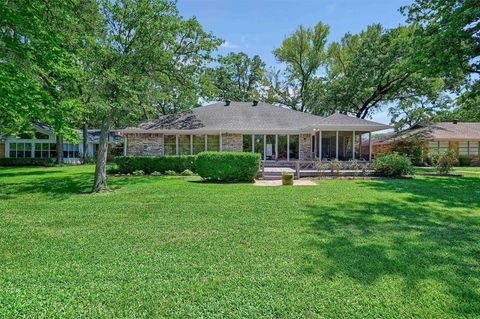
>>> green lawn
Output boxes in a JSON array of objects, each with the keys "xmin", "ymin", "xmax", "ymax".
[
  {"xmin": 415, "ymin": 166, "xmax": 480, "ymax": 175},
  {"xmin": 1, "ymin": 166, "xmax": 479, "ymax": 318}
]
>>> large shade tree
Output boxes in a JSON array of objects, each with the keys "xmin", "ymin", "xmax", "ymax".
[
  {"xmin": 206, "ymin": 52, "xmax": 266, "ymax": 102},
  {"xmin": 266, "ymin": 22, "xmax": 330, "ymax": 112},
  {"xmin": 322, "ymin": 24, "xmax": 444, "ymax": 119},
  {"xmin": 84, "ymin": 0, "xmax": 220, "ymax": 192}
]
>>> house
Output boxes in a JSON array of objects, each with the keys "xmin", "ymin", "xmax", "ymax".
[
  {"xmin": 0, "ymin": 123, "xmax": 122, "ymax": 164},
  {"xmin": 372, "ymin": 121, "xmax": 480, "ymax": 165},
  {"xmin": 121, "ymin": 101, "xmax": 390, "ymax": 161}
]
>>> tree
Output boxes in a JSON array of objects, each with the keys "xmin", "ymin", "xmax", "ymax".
[
  {"xmin": 85, "ymin": 0, "xmax": 220, "ymax": 192},
  {"xmin": 322, "ymin": 24, "xmax": 444, "ymax": 119},
  {"xmin": 267, "ymin": 22, "xmax": 329, "ymax": 112},
  {"xmin": 401, "ymin": 0, "xmax": 479, "ymax": 84},
  {"xmin": 206, "ymin": 52, "xmax": 266, "ymax": 102},
  {"xmin": 0, "ymin": 0, "xmax": 91, "ymax": 140}
]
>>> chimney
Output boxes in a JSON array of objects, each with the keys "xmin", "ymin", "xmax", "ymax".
[
  {"xmin": 252, "ymin": 100, "xmax": 258, "ymax": 106},
  {"xmin": 452, "ymin": 119, "xmax": 458, "ymax": 124},
  {"xmin": 225, "ymin": 99, "xmax": 231, "ymax": 106}
]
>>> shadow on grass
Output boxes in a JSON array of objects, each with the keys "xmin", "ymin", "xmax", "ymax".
[
  {"xmin": 302, "ymin": 177, "xmax": 480, "ymax": 316},
  {"xmin": 0, "ymin": 169, "xmax": 63, "ymax": 178}
]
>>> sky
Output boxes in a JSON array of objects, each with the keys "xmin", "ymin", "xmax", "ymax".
[{"xmin": 177, "ymin": 0, "xmax": 414, "ymax": 125}]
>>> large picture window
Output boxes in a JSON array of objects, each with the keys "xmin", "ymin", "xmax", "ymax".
[
  {"xmin": 193, "ymin": 135, "xmax": 205, "ymax": 154},
  {"xmin": 278, "ymin": 135, "xmax": 287, "ymax": 160},
  {"xmin": 35, "ymin": 143, "xmax": 57, "ymax": 158},
  {"xmin": 254, "ymin": 135, "xmax": 264, "ymax": 159},
  {"xmin": 207, "ymin": 135, "xmax": 220, "ymax": 151},
  {"xmin": 63, "ymin": 143, "xmax": 80, "ymax": 159},
  {"xmin": 178, "ymin": 135, "xmax": 191, "ymax": 155},
  {"xmin": 289, "ymin": 135, "xmax": 299, "ymax": 160},
  {"xmin": 265, "ymin": 135, "xmax": 276, "ymax": 160},
  {"xmin": 9, "ymin": 143, "xmax": 32, "ymax": 158},
  {"xmin": 243, "ymin": 135, "xmax": 252, "ymax": 152},
  {"xmin": 164, "ymin": 135, "xmax": 176, "ymax": 155}
]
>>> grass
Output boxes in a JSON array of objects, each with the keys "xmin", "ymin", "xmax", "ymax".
[
  {"xmin": 415, "ymin": 166, "xmax": 480, "ymax": 175},
  {"xmin": 0, "ymin": 165, "xmax": 479, "ymax": 318}
]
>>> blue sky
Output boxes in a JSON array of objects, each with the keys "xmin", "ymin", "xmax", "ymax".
[{"xmin": 177, "ymin": 0, "xmax": 414, "ymax": 125}]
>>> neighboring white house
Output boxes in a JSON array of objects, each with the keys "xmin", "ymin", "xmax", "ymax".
[{"xmin": 0, "ymin": 123, "xmax": 122, "ymax": 163}]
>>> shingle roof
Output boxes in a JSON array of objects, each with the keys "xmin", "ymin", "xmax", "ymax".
[
  {"xmin": 32, "ymin": 123, "xmax": 122, "ymax": 143},
  {"xmin": 125, "ymin": 101, "xmax": 390, "ymax": 133},
  {"xmin": 373, "ymin": 122, "xmax": 480, "ymax": 144}
]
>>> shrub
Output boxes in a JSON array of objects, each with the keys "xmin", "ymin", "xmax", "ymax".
[
  {"xmin": 391, "ymin": 135, "xmax": 425, "ymax": 165},
  {"xmin": 151, "ymin": 171, "xmax": 162, "ymax": 176},
  {"xmin": 458, "ymin": 155, "xmax": 472, "ymax": 167},
  {"xmin": 115, "ymin": 155, "xmax": 196, "ymax": 174},
  {"xmin": 432, "ymin": 150, "xmax": 458, "ymax": 174},
  {"xmin": 314, "ymin": 160, "xmax": 330, "ymax": 177},
  {"xmin": 164, "ymin": 170, "xmax": 176, "ymax": 176},
  {"xmin": 331, "ymin": 160, "xmax": 342, "ymax": 176},
  {"xmin": 372, "ymin": 152, "xmax": 414, "ymax": 177},
  {"xmin": 0, "ymin": 158, "xmax": 56, "ymax": 166},
  {"xmin": 282, "ymin": 171, "xmax": 294, "ymax": 185},
  {"xmin": 132, "ymin": 170, "xmax": 145, "ymax": 176},
  {"xmin": 195, "ymin": 152, "xmax": 261, "ymax": 182},
  {"xmin": 180, "ymin": 169, "xmax": 193, "ymax": 176},
  {"xmin": 106, "ymin": 165, "xmax": 120, "ymax": 174}
]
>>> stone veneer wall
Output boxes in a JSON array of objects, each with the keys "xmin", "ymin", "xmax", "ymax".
[
  {"xmin": 126, "ymin": 133, "xmax": 163, "ymax": 156},
  {"xmin": 221, "ymin": 133, "xmax": 242, "ymax": 152},
  {"xmin": 299, "ymin": 133, "xmax": 312, "ymax": 160}
]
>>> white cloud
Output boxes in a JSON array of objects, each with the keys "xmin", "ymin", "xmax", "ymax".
[{"xmin": 220, "ymin": 41, "xmax": 240, "ymax": 49}]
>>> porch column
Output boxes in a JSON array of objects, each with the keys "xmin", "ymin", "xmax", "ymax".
[
  {"xmin": 204, "ymin": 135, "xmax": 207, "ymax": 151},
  {"xmin": 352, "ymin": 130, "xmax": 355, "ymax": 160},
  {"xmin": 369, "ymin": 131, "xmax": 372, "ymax": 161},
  {"xmin": 335, "ymin": 130, "xmax": 339, "ymax": 160},
  {"xmin": 319, "ymin": 131, "xmax": 322, "ymax": 161},
  {"xmin": 175, "ymin": 134, "xmax": 179, "ymax": 155},
  {"xmin": 123, "ymin": 136, "xmax": 128, "ymax": 156},
  {"xmin": 287, "ymin": 135, "xmax": 290, "ymax": 161},
  {"xmin": 251, "ymin": 135, "xmax": 254, "ymax": 153}
]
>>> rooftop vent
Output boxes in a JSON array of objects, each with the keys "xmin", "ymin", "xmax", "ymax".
[
  {"xmin": 225, "ymin": 99, "xmax": 231, "ymax": 106},
  {"xmin": 252, "ymin": 100, "xmax": 258, "ymax": 106},
  {"xmin": 452, "ymin": 119, "xmax": 458, "ymax": 124}
]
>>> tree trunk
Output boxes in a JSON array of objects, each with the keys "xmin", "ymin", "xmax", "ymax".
[
  {"xmin": 92, "ymin": 120, "xmax": 111, "ymax": 192},
  {"xmin": 82, "ymin": 123, "xmax": 88, "ymax": 164},
  {"xmin": 56, "ymin": 135, "xmax": 64, "ymax": 164}
]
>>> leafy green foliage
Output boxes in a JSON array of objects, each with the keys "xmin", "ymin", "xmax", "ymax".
[
  {"xmin": 115, "ymin": 156, "xmax": 196, "ymax": 174},
  {"xmin": 132, "ymin": 170, "xmax": 145, "ymax": 176},
  {"xmin": 267, "ymin": 22, "xmax": 329, "ymax": 112},
  {"xmin": 373, "ymin": 153, "xmax": 415, "ymax": 177},
  {"xmin": 391, "ymin": 135, "xmax": 426, "ymax": 165},
  {"xmin": 180, "ymin": 169, "xmax": 194, "ymax": 176},
  {"xmin": 432, "ymin": 150, "xmax": 459, "ymax": 174},
  {"xmin": 323, "ymin": 24, "xmax": 444, "ymax": 119},
  {"xmin": 195, "ymin": 152, "xmax": 261, "ymax": 182},
  {"xmin": 164, "ymin": 170, "xmax": 177, "ymax": 176},
  {"xmin": 206, "ymin": 52, "xmax": 266, "ymax": 102},
  {"xmin": 0, "ymin": 158, "xmax": 56, "ymax": 167},
  {"xmin": 281, "ymin": 171, "xmax": 294, "ymax": 185},
  {"xmin": 458, "ymin": 155, "xmax": 472, "ymax": 167}
]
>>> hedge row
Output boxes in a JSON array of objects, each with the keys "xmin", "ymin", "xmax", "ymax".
[
  {"xmin": 115, "ymin": 155, "xmax": 196, "ymax": 174},
  {"xmin": 196, "ymin": 152, "xmax": 261, "ymax": 182},
  {"xmin": 0, "ymin": 158, "xmax": 56, "ymax": 166}
]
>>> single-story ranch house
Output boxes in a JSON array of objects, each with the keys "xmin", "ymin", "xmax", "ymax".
[
  {"xmin": 0, "ymin": 123, "xmax": 121, "ymax": 163},
  {"xmin": 121, "ymin": 101, "xmax": 390, "ymax": 161},
  {"xmin": 372, "ymin": 121, "xmax": 480, "ymax": 165}
]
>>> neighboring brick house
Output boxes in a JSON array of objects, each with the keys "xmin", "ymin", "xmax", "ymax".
[
  {"xmin": 121, "ymin": 101, "xmax": 390, "ymax": 161},
  {"xmin": 372, "ymin": 121, "xmax": 480, "ymax": 165}
]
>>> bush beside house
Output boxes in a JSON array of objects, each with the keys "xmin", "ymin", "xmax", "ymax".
[
  {"xmin": 432, "ymin": 150, "xmax": 458, "ymax": 174},
  {"xmin": 372, "ymin": 153, "xmax": 414, "ymax": 177},
  {"xmin": 0, "ymin": 158, "xmax": 56, "ymax": 166},
  {"xmin": 115, "ymin": 155, "xmax": 196, "ymax": 174},
  {"xmin": 196, "ymin": 152, "xmax": 261, "ymax": 182}
]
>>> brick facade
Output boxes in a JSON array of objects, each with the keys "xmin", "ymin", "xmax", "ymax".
[
  {"xmin": 126, "ymin": 133, "xmax": 163, "ymax": 156},
  {"xmin": 299, "ymin": 134, "xmax": 312, "ymax": 160},
  {"xmin": 221, "ymin": 133, "xmax": 242, "ymax": 152}
]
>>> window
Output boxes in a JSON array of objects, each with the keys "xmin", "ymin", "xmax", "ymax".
[
  {"xmin": 428, "ymin": 141, "xmax": 439, "ymax": 156},
  {"xmin": 63, "ymin": 143, "xmax": 80, "ymax": 158},
  {"xmin": 9, "ymin": 143, "xmax": 31, "ymax": 158},
  {"xmin": 278, "ymin": 135, "xmax": 287, "ymax": 160},
  {"xmin": 254, "ymin": 135, "xmax": 264, "ymax": 159},
  {"xmin": 469, "ymin": 142, "xmax": 479, "ymax": 155},
  {"xmin": 439, "ymin": 141, "xmax": 449, "ymax": 153},
  {"xmin": 34, "ymin": 132, "xmax": 49, "ymax": 139},
  {"xmin": 265, "ymin": 135, "xmax": 276, "ymax": 160},
  {"xmin": 311, "ymin": 135, "xmax": 316, "ymax": 156},
  {"xmin": 192, "ymin": 135, "xmax": 205, "ymax": 154},
  {"xmin": 178, "ymin": 135, "xmax": 191, "ymax": 155},
  {"xmin": 243, "ymin": 135, "xmax": 252, "ymax": 152},
  {"xmin": 289, "ymin": 135, "xmax": 299, "ymax": 160},
  {"xmin": 35, "ymin": 143, "xmax": 57, "ymax": 158},
  {"xmin": 459, "ymin": 142, "xmax": 469, "ymax": 155},
  {"xmin": 207, "ymin": 135, "xmax": 220, "ymax": 151},
  {"xmin": 164, "ymin": 135, "xmax": 176, "ymax": 155}
]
